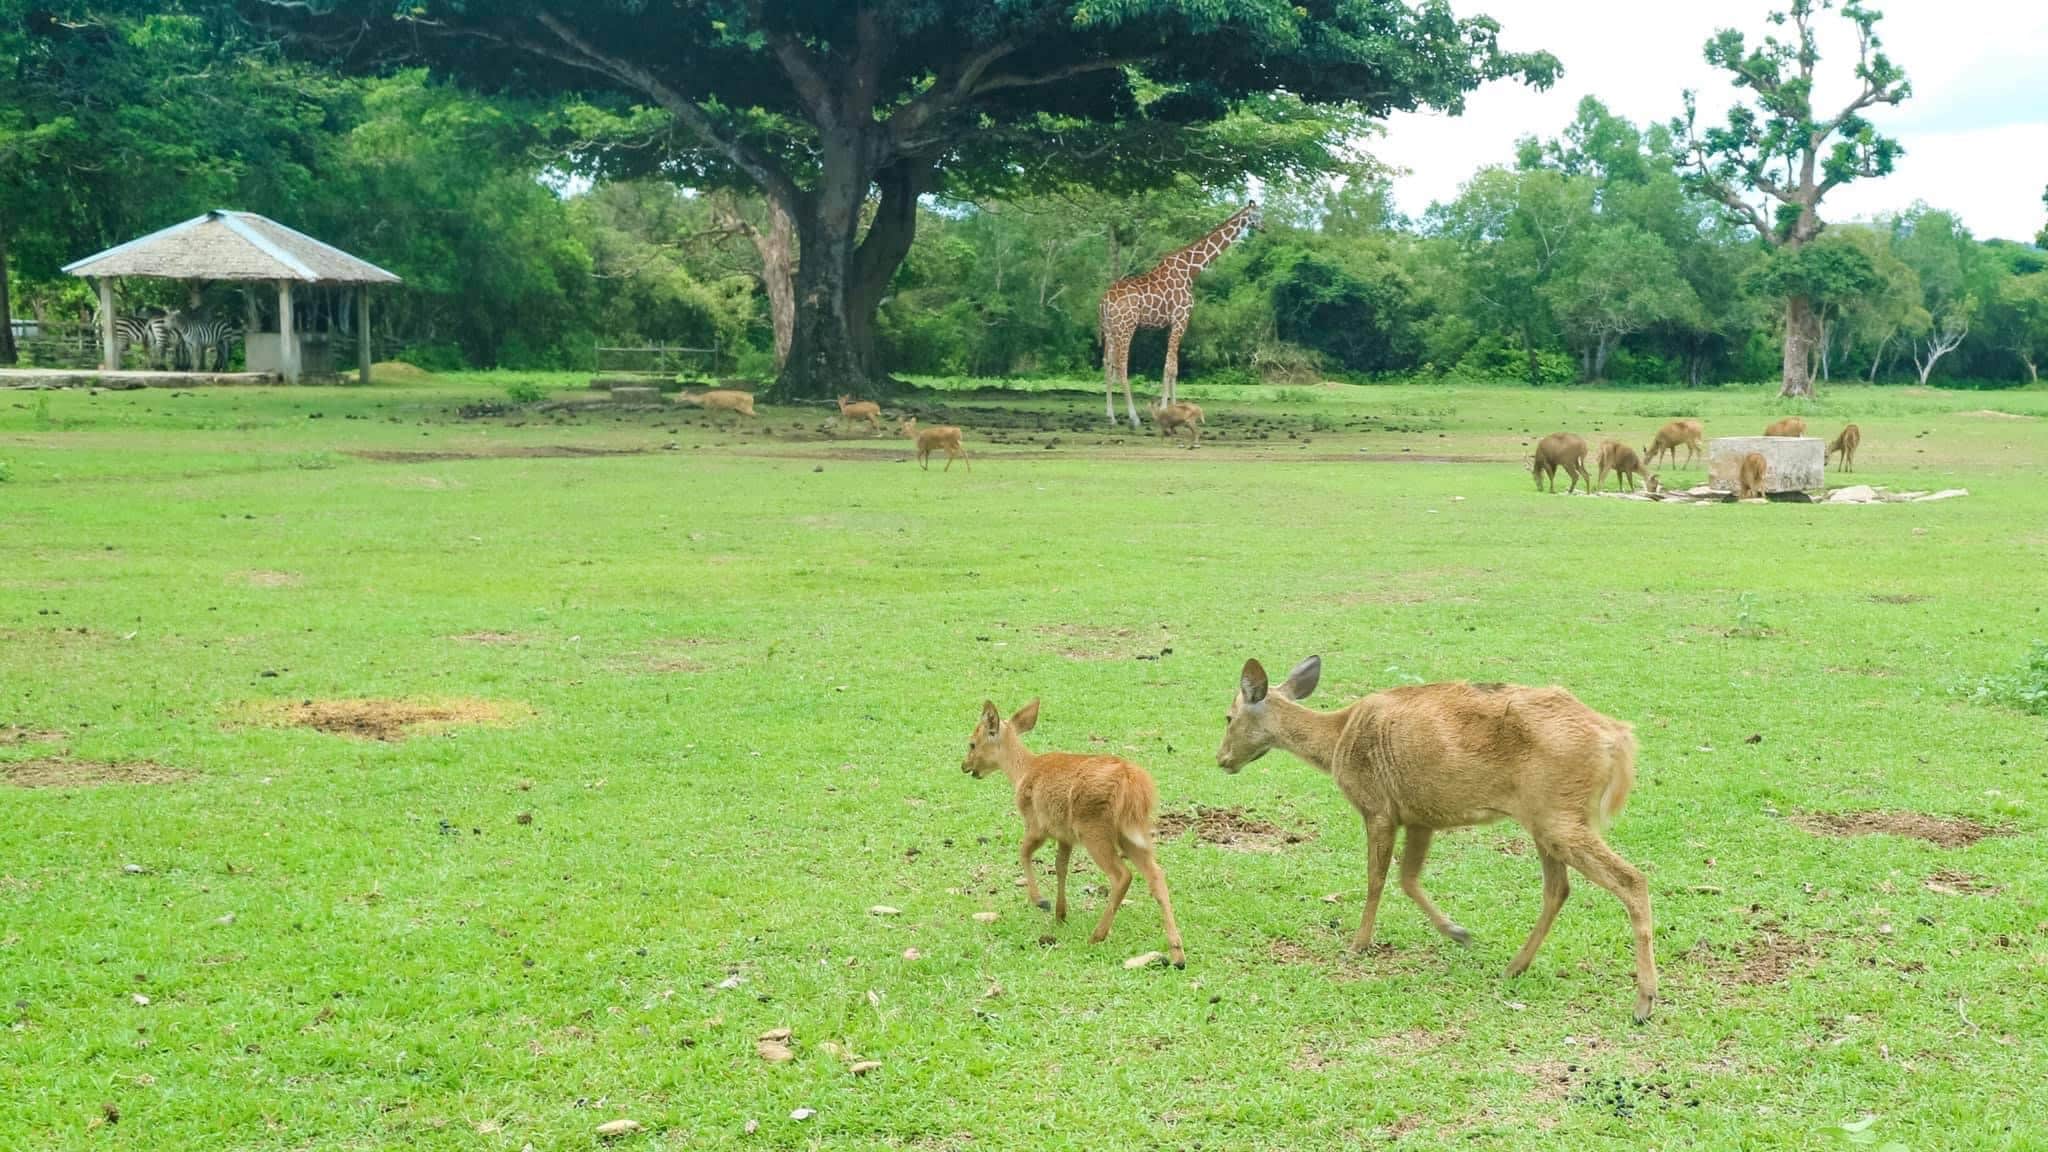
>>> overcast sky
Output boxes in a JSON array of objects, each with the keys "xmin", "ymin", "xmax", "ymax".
[{"xmin": 1374, "ymin": 0, "xmax": 2048, "ymax": 242}]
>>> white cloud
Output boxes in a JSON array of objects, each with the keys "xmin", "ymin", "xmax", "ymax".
[{"xmin": 1375, "ymin": 0, "xmax": 2048, "ymax": 241}]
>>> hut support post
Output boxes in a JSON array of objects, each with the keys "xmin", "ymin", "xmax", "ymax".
[
  {"xmin": 98, "ymin": 279, "xmax": 118, "ymax": 371},
  {"xmin": 278, "ymin": 280, "xmax": 298, "ymax": 383},
  {"xmin": 358, "ymin": 286, "xmax": 371, "ymax": 385},
  {"xmin": 244, "ymin": 289, "xmax": 258, "ymax": 370}
]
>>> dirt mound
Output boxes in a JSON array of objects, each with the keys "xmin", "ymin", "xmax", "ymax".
[
  {"xmin": 371, "ymin": 361, "xmax": 433, "ymax": 383},
  {"xmin": 1923, "ymin": 868, "xmax": 2000, "ymax": 896},
  {"xmin": 257, "ymin": 698, "xmax": 519, "ymax": 741},
  {"xmin": 1794, "ymin": 810, "xmax": 2007, "ymax": 848},
  {"xmin": 237, "ymin": 570, "xmax": 301, "ymax": 588},
  {"xmin": 1155, "ymin": 806, "xmax": 1311, "ymax": 852},
  {"xmin": 4, "ymin": 759, "xmax": 187, "ymax": 788},
  {"xmin": 1735, "ymin": 929, "xmax": 1817, "ymax": 985}
]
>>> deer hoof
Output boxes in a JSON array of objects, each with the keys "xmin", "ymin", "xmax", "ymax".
[
  {"xmin": 1632, "ymin": 994, "xmax": 1655, "ymax": 1025},
  {"xmin": 1035, "ymin": 899, "xmax": 1051, "ymax": 911},
  {"xmin": 1446, "ymin": 925, "xmax": 1472, "ymax": 946}
]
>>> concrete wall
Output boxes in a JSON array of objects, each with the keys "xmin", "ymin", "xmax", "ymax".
[{"xmin": 1708, "ymin": 436, "xmax": 1825, "ymax": 493}]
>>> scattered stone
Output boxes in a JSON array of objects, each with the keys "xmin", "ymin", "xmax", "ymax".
[
  {"xmin": 1915, "ymin": 488, "xmax": 1969, "ymax": 502},
  {"xmin": 1124, "ymin": 951, "xmax": 1169, "ymax": 970},
  {"xmin": 790, "ymin": 1108, "xmax": 816, "ymax": 1122},
  {"xmin": 1828, "ymin": 485, "xmax": 1879, "ymax": 504},
  {"xmin": 868, "ymin": 905, "xmax": 901, "ymax": 917},
  {"xmin": 901, "ymin": 948, "xmax": 922, "ymax": 961},
  {"xmin": 715, "ymin": 974, "xmax": 745, "ymax": 991},
  {"xmin": 756, "ymin": 1039, "xmax": 794, "ymax": 1064},
  {"xmin": 122, "ymin": 864, "xmax": 146, "ymax": 875},
  {"xmin": 594, "ymin": 1118, "xmax": 642, "ymax": 1139},
  {"xmin": 848, "ymin": 1061, "xmax": 881, "ymax": 1077},
  {"xmin": 743, "ymin": 1119, "xmax": 759, "ymax": 1135},
  {"xmin": 132, "ymin": 994, "xmax": 150, "ymax": 1007},
  {"xmin": 972, "ymin": 911, "xmax": 999, "ymax": 924},
  {"xmin": 757, "ymin": 1027, "xmax": 792, "ymax": 1043}
]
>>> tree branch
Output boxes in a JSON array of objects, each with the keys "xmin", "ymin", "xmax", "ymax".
[
  {"xmin": 525, "ymin": 10, "xmax": 801, "ymax": 213},
  {"xmin": 886, "ymin": 38, "xmax": 1020, "ymax": 152},
  {"xmin": 748, "ymin": 0, "xmax": 839, "ymax": 129},
  {"xmin": 975, "ymin": 56, "xmax": 1138, "ymax": 96}
]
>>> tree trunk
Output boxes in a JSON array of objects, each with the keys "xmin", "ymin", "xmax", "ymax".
[
  {"xmin": 0, "ymin": 235, "xmax": 17, "ymax": 366},
  {"xmin": 752, "ymin": 198, "xmax": 796, "ymax": 372},
  {"xmin": 1592, "ymin": 331, "xmax": 1613, "ymax": 381},
  {"xmin": 1779, "ymin": 295, "xmax": 1816, "ymax": 397},
  {"xmin": 1867, "ymin": 330, "xmax": 1891, "ymax": 382},
  {"xmin": 1522, "ymin": 323, "xmax": 1542, "ymax": 387}
]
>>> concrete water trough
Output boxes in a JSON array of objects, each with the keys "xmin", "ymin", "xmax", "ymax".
[{"xmin": 1707, "ymin": 436, "xmax": 1825, "ymax": 495}]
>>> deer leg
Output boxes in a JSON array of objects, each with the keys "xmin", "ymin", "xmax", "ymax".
[
  {"xmin": 1053, "ymin": 841, "xmax": 1073, "ymax": 923},
  {"xmin": 959, "ymin": 446, "xmax": 970, "ymax": 472},
  {"xmin": 1021, "ymin": 832, "xmax": 1049, "ymax": 911},
  {"xmin": 1561, "ymin": 836, "xmax": 1658, "ymax": 1024},
  {"xmin": 1506, "ymin": 851, "xmax": 1570, "ymax": 977},
  {"xmin": 1351, "ymin": 815, "xmax": 1398, "ymax": 952},
  {"xmin": 1124, "ymin": 836, "xmax": 1184, "ymax": 968},
  {"xmin": 1082, "ymin": 833, "xmax": 1132, "ymax": 944},
  {"xmin": 1399, "ymin": 827, "xmax": 1470, "ymax": 945}
]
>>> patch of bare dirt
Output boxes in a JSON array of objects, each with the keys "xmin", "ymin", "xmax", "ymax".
[
  {"xmin": 254, "ymin": 698, "xmax": 519, "ymax": 741},
  {"xmin": 450, "ymin": 631, "xmax": 526, "ymax": 646},
  {"xmin": 1961, "ymin": 409, "xmax": 2036, "ymax": 421},
  {"xmin": 618, "ymin": 638, "xmax": 717, "ymax": 674},
  {"xmin": 1735, "ymin": 929, "xmax": 1818, "ymax": 985},
  {"xmin": 3, "ymin": 759, "xmax": 187, "ymax": 788},
  {"xmin": 1867, "ymin": 593, "xmax": 1927, "ymax": 605},
  {"xmin": 1923, "ymin": 869, "xmax": 2000, "ymax": 896},
  {"xmin": 347, "ymin": 445, "xmax": 652, "ymax": 463},
  {"xmin": 237, "ymin": 570, "xmax": 301, "ymax": 588},
  {"xmin": 1795, "ymin": 810, "xmax": 2008, "ymax": 848},
  {"xmin": 1156, "ymin": 806, "xmax": 1311, "ymax": 852},
  {"xmin": 1032, "ymin": 622, "xmax": 1172, "ymax": 662},
  {"xmin": 0, "ymin": 727, "xmax": 66, "ymax": 746},
  {"xmin": 1519, "ymin": 1060, "xmax": 1577, "ymax": 1105}
]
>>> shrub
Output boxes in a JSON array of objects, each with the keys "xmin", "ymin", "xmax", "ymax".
[
  {"xmin": 0, "ymin": 459, "xmax": 12, "ymax": 483},
  {"xmin": 1966, "ymin": 643, "xmax": 2048, "ymax": 715},
  {"xmin": 505, "ymin": 380, "xmax": 547, "ymax": 404}
]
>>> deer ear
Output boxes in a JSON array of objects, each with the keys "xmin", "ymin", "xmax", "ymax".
[
  {"xmin": 980, "ymin": 700, "xmax": 1002, "ymax": 736},
  {"xmin": 1281, "ymin": 655, "xmax": 1322, "ymax": 701},
  {"xmin": 1010, "ymin": 699, "xmax": 1040, "ymax": 734},
  {"xmin": 1240, "ymin": 659, "xmax": 1269, "ymax": 705}
]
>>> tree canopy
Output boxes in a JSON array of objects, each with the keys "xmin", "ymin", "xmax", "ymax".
[{"xmin": 254, "ymin": 0, "xmax": 1560, "ymax": 397}]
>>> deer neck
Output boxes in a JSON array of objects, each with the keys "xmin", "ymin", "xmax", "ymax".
[
  {"xmin": 995, "ymin": 730, "xmax": 1038, "ymax": 787},
  {"xmin": 1263, "ymin": 695, "xmax": 1349, "ymax": 776}
]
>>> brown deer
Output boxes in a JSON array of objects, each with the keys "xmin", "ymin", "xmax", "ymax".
[
  {"xmin": 963, "ymin": 699, "xmax": 1185, "ymax": 967},
  {"xmin": 1764, "ymin": 416, "xmax": 1806, "ymax": 438},
  {"xmin": 836, "ymin": 394, "xmax": 883, "ymax": 434},
  {"xmin": 1736, "ymin": 451, "xmax": 1769, "ymax": 499},
  {"xmin": 1531, "ymin": 432, "xmax": 1590, "ymax": 494},
  {"xmin": 1151, "ymin": 400, "xmax": 1205, "ymax": 445},
  {"xmin": 1827, "ymin": 423, "xmax": 1861, "ymax": 471},
  {"xmin": 1597, "ymin": 440, "xmax": 1654, "ymax": 493},
  {"xmin": 681, "ymin": 389, "xmax": 757, "ymax": 421},
  {"xmin": 900, "ymin": 417, "xmax": 970, "ymax": 472},
  {"xmin": 1642, "ymin": 419, "xmax": 1703, "ymax": 469},
  {"xmin": 1217, "ymin": 656, "xmax": 1655, "ymax": 1022}
]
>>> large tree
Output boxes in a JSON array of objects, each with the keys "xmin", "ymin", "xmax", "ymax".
[
  {"xmin": 1673, "ymin": 0, "xmax": 1908, "ymax": 397},
  {"xmin": 256, "ymin": 0, "xmax": 1557, "ymax": 397}
]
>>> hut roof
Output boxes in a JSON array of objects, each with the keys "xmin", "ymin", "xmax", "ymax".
[{"xmin": 63, "ymin": 210, "xmax": 402, "ymax": 285}]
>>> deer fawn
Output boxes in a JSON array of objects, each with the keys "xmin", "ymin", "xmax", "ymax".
[
  {"xmin": 1643, "ymin": 419, "xmax": 1703, "ymax": 469},
  {"xmin": 1597, "ymin": 440, "xmax": 1654, "ymax": 493},
  {"xmin": 682, "ymin": 389, "xmax": 756, "ymax": 420},
  {"xmin": 900, "ymin": 417, "xmax": 969, "ymax": 472},
  {"xmin": 1764, "ymin": 416, "xmax": 1806, "ymax": 438},
  {"xmin": 1216, "ymin": 656, "xmax": 1656, "ymax": 1022},
  {"xmin": 963, "ymin": 699, "xmax": 1185, "ymax": 967},
  {"xmin": 1151, "ymin": 400, "xmax": 1204, "ymax": 445},
  {"xmin": 1737, "ymin": 451, "xmax": 1768, "ymax": 499},
  {"xmin": 1827, "ymin": 423, "xmax": 1861, "ymax": 471},
  {"xmin": 837, "ymin": 394, "xmax": 883, "ymax": 434},
  {"xmin": 1532, "ymin": 432, "xmax": 1590, "ymax": 494}
]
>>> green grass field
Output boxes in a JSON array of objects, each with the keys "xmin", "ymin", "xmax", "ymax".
[{"xmin": 3, "ymin": 378, "xmax": 2045, "ymax": 1150}]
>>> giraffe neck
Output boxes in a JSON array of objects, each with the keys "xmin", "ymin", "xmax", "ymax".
[{"xmin": 1177, "ymin": 210, "xmax": 1252, "ymax": 274}]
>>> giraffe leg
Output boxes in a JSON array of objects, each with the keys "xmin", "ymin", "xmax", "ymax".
[
  {"xmin": 1162, "ymin": 318, "xmax": 1187, "ymax": 409},
  {"xmin": 1103, "ymin": 329, "xmax": 1120, "ymax": 426}
]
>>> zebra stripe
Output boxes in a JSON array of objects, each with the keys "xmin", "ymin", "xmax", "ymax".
[
  {"xmin": 173, "ymin": 316, "xmax": 241, "ymax": 372},
  {"xmin": 101, "ymin": 312, "xmax": 176, "ymax": 368}
]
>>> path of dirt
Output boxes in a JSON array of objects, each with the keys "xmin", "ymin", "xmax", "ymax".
[
  {"xmin": 1155, "ymin": 806, "xmax": 1313, "ymax": 852},
  {"xmin": 4, "ymin": 759, "xmax": 187, "ymax": 788},
  {"xmin": 1794, "ymin": 810, "xmax": 2008, "ymax": 848}
]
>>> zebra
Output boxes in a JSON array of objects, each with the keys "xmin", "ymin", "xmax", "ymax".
[
  {"xmin": 170, "ymin": 313, "xmax": 241, "ymax": 373},
  {"xmin": 96, "ymin": 308, "xmax": 176, "ymax": 369}
]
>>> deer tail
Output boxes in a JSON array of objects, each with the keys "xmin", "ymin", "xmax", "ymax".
[
  {"xmin": 1593, "ymin": 721, "xmax": 1638, "ymax": 830},
  {"xmin": 1114, "ymin": 770, "xmax": 1159, "ymax": 849}
]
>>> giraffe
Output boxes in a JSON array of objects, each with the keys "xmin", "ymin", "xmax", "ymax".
[{"xmin": 1098, "ymin": 201, "xmax": 1262, "ymax": 430}]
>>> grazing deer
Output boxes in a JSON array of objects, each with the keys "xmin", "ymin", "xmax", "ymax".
[
  {"xmin": 900, "ymin": 417, "xmax": 969, "ymax": 472},
  {"xmin": 1643, "ymin": 419, "xmax": 1704, "ymax": 469},
  {"xmin": 1827, "ymin": 423, "xmax": 1861, "ymax": 472},
  {"xmin": 682, "ymin": 389, "xmax": 757, "ymax": 420},
  {"xmin": 1597, "ymin": 440, "xmax": 1654, "ymax": 493},
  {"xmin": 1532, "ymin": 432, "xmax": 1591, "ymax": 494},
  {"xmin": 1737, "ymin": 451, "xmax": 1768, "ymax": 499},
  {"xmin": 1216, "ymin": 656, "xmax": 1656, "ymax": 1022},
  {"xmin": 1764, "ymin": 416, "xmax": 1806, "ymax": 438},
  {"xmin": 1151, "ymin": 400, "xmax": 1204, "ymax": 445},
  {"xmin": 836, "ymin": 394, "xmax": 883, "ymax": 434},
  {"xmin": 963, "ymin": 699, "xmax": 1185, "ymax": 967}
]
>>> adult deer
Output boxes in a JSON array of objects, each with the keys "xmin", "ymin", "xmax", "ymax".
[{"xmin": 1216, "ymin": 656, "xmax": 1656, "ymax": 1022}]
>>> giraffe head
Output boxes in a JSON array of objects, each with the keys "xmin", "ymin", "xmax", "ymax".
[{"xmin": 1242, "ymin": 201, "xmax": 1263, "ymax": 233}]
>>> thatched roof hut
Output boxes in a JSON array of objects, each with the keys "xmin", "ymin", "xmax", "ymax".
[{"xmin": 64, "ymin": 210, "xmax": 400, "ymax": 382}]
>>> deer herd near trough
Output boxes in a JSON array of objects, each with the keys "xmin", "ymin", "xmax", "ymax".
[{"xmin": 1533, "ymin": 417, "xmax": 1863, "ymax": 501}]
